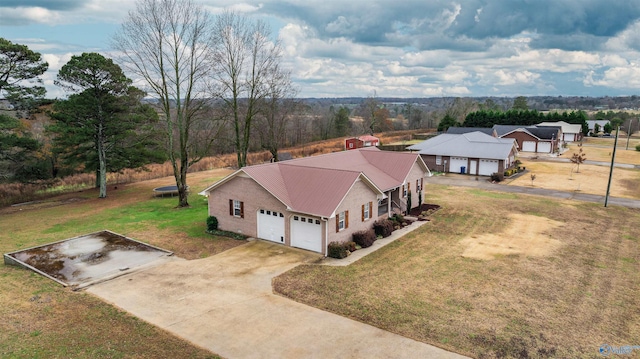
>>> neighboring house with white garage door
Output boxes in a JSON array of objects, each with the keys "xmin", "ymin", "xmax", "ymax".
[
  {"xmin": 537, "ymin": 121, "xmax": 583, "ymax": 142},
  {"xmin": 407, "ymin": 131, "xmax": 518, "ymax": 176},
  {"xmin": 493, "ymin": 125, "xmax": 561, "ymax": 154},
  {"xmin": 200, "ymin": 147, "xmax": 430, "ymax": 256}
]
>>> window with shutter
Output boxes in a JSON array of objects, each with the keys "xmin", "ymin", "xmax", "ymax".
[{"xmin": 231, "ymin": 199, "xmax": 243, "ymax": 218}]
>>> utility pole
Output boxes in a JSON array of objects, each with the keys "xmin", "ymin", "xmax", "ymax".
[
  {"xmin": 625, "ymin": 119, "xmax": 633, "ymax": 150},
  {"xmin": 605, "ymin": 126, "xmax": 620, "ymax": 207}
]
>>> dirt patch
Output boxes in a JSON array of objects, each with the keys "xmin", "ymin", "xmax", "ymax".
[{"xmin": 460, "ymin": 213, "xmax": 564, "ymax": 260}]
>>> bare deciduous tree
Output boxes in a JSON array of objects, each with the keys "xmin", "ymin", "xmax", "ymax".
[
  {"xmin": 112, "ymin": 0, "xmax": 221, "ymax": 207},
  {"xmin": 570, "ymin": 143, "xmax": 587, "ymax": 173},
  {"xmin": 256, "ymin": 66, "xmax": 299, "ymax": 162},
  {"xmin": 211, "ymin": 11, "xmax": 287, "ymax": 168}
]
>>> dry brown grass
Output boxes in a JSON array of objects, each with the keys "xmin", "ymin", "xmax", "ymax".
[
  {"xmin": 0, "ymin": 130, "xmax": 419, "ymax": 208},
  {"xmin": 274, "ymin": 185, "xmax": 640, "ymax": 358},
  {"xmin": 561, "ymin": 139, "xmax": 640, "ymax": 164},
  {"xmin": 508, "ymin": 160, "xmax": 640, "ymax": 199}
]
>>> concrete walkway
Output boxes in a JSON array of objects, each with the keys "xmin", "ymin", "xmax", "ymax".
[
  {"xmin": 428, "ymin": 174, "xmax": 640, "ymax": 209},
  {"xmin": 87, "ymin": 240, "xmax": 468, "ymax": 359}
]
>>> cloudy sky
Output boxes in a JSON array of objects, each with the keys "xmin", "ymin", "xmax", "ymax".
[{"xmin": 2, "ymin": 0, "xmax": 640, "ymax": 99}]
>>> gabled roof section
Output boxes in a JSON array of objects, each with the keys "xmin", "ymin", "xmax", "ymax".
[
  {"xmin": 447, "ymin": 127, "xmax": 495, "ymax": 136},
  {"xmin": 201, "ymin": 162, "xmax": 383, "ymax": 218},
  {"xmin": 200, "ymin": 147, "xmax": 427, "ymax": 218},
  {"xmin": 537, "ymin": 121, "xmax": 582, "ymax": 134},
  {"xmin": 493, "ymin": 125, "xmax": 558, "ymax": 140},
  {"xmin": 407, "ymin": 131, "xmax": 517, "ymax": 160}
]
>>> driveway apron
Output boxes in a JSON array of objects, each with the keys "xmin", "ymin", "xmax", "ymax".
[{"xmin": 87, "ymin": 240, "xmax": 467, "ymax": 359}]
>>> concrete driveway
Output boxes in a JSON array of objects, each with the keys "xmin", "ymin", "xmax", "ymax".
[{"xmin": 87, "ymin": 240, "xmax": 467, "ymax": 359}]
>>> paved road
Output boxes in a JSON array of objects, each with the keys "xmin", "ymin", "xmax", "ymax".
[
  {"xmin": 428, "ymin": 175, "xmax": 640, "ymax": 209},
  {"xmin": 88, "ymin": 240, "xmax": 468, "ymax": 359}
]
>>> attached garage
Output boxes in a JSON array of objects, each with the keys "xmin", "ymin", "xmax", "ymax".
[
  {"xmin": 449, "ymin": 157, "xmax": 468, "ymax": 174},
  {"xmin": 538, "ymin": 142, "xmax": 552, "ymax": 153},
  {"xmin": 257, "ymin": 209, "xmax": 285, "ymax": 243},
  {"xmin": 522, "ymin": 141, "xmax": 536, "ymax": 152},
  {"xmin": 478, "ymin": 159, "xmax": 499, "ymax": 176},
  {"xmin": 290, "ymin": 215, "xmax": 323, "ymax": 253},
  {"xmin": 563, "ymin": 133, "xmax": 574, "ymax": 142}
]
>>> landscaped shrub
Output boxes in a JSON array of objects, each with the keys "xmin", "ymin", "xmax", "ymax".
[
  {"xmin": 392, "ymin": 213, "xmax": 405, "ymax": 223},
  {"xmin": 345, "ymin": 241, "xmax": 357, "ymax": 252},
  {"xmin": 491, "ymin": 172, "xmax": 504, "ymax": 182},
  {"xmin": 206, "ymin": 216, "xmax": 218, "ymax": 231},
  {"xmin": 352, "ymin": 229, "xmax": 376, "ymax": 248},
  {"xmin": 328, "ymin": 241, "xmax": 349, "ymax": 259},
  {"xmin": 373, "ymin": 218, "xmax": 394, "ymax": 238},
  {"xmin": 636, "ymin": 144, "xmax": 640, "ymax": 152}
]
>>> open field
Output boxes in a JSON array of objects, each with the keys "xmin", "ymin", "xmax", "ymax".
[
  {"xmin": 507, "ymin": 161, "xmax": 640, "ymax": 199},
  {"xmin": 563, "ymin": 137, "xmax": 640, "ymax": 164},
  {"xmin": 0, "ymin": 169, "xmax": 235, "ymax": 358},
  {"xmin": 274, "ymin": 184, "xmax": 640, "ymax": 358}
]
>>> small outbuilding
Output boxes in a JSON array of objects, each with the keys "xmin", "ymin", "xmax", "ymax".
[{"xmin": 345, "ymin": 135, "xmax": 380, "ymax": 150}]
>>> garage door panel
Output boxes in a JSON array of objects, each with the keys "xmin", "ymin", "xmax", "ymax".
[
  {"xmin": 449, "ymin": 157, "xmax": 467, "ymax": 174},
  {"xmin": 257, "ymin": 209, "xmax": 285, "ymax": 243},
  {"xmin": 538, "ymin": 142, "xmax": 552, "ymax": 153},
  {"xmin": 478, "ymin": 159, "xmax": 499, "ymax": 176},
  {"xmin": 291, "ymin": 216, "xmax": 322, "ymax": 253},
  {"xmin": 522, "ymin": 141, "xmax": 536, "ymax": 152}
]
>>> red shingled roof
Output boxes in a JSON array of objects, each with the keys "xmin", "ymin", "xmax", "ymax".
[{"xmin": 201, "ymin": 147, "xmax": 428, "ymax": 218}]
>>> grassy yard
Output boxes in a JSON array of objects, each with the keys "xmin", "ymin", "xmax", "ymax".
[
  {"xmin": 507, "ymin": 161, "xmax": 640, "ymax": 199},
  {"xmin": 274, "ymin": 185, "xmax": 640, "ymax": 358},
  {"xmin": 0, "ymin": 169, "xmax": 236, "ymax": 358},
  {"xmin": 563, "ymin": 138, "xmax": 640, "ymax": 164}
]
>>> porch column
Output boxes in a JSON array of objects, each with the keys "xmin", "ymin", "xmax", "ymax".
[{"xmin": 387, "ymin": 190, "xmax": 392, "ymax": 217}]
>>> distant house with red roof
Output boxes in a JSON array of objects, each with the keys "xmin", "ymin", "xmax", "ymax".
[
  {"xmin": 345, "ymin": 135, "xmax": 380, "ymax": 150},
  {"xmin": 200, "ymin": 147, "xmax": 430, "ymax": 255}
]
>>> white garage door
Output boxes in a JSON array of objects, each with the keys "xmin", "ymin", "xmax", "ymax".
[
  {"xmin": 478, "ymin": 159, "xmax": 499, "ymax": 176},
  {"xmin": 257, "ymin": 209, "xmax": 285, "ymax": 243},
  {"xmin": 449, "ymin": 157, "xmax": 468, "ymax": 174},
  {"xmin": 538, "ymin": 142, "xmax": 552, "ymax": 153},
  {"xmin": 563, "ymin": 133, "xmax": 574, "ymax": 142},
  {"xmin": 290, "ymin": 215, "xmax": 322, "ymax": 253},
  {"xmin": 522, "ymin": 141, "xmax": 536, "ymax": 152}
]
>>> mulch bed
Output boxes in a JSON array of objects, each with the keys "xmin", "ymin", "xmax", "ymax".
[{"xmin": 408, "ymin": 203, "xmax": 441, "ymax": 217}]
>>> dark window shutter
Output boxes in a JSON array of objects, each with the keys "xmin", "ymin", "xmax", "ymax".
[
  {"xmin": 369, "ymin": 201, "xmax": 373, "ymax": 218},
  {"xmin": 408, "ymin": 182, "xmax": 411, "ymax": 192},
  {"xmin": 421, "ymin": 178, "xmax": 424, "ymax": 190},
  {"xmin": 402, "ymin": 185, "xmax": 405, "ymax": 197},
  {"xmin": 345, "ymin": 211, "xmax": 349, "ymax": 229},
  {"xmin": 336, "ymin": 215, "xmax": 339, "ymax": 233},
  {"xmin": 229, "ymin": 199, "xmax": 233, "ymax": 216},
  {"xmin": 361, "ymin": 204, "xmax": 365, "ymax": 221},
  {"xmin": 240, "ymin": 201, "xmax": 244, "ymax": 218}
]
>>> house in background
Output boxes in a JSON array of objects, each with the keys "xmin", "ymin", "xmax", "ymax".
[
  {"xmin": 345, "ymin": 135, "xmax": 380, "ymax": 150},
  {"xmin": 200, "ymin": 147, "xmax": 430, "ymax": 255},
  {"xmin": 587, "ymin": 120, "xmax": 610, "ymax": 135},
  {"xmin": 493, "ymin": 125, "xmax": 561, "ymax": 153},
  {"xmin": 537, "ymin": 121, "xmax": 583, "ymax": 142},
  {"xmin": 407, "ymin": 131, "xmax": 518, "ymax": 176}
]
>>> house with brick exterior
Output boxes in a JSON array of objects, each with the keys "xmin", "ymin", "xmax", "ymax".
[
  {"xmin": 493, "ymin": 125, "xmax": 561, "ymax": 153},
  {"xmin": 200, "ymin": 147, "xmax": 430, "ymax": 255},
  {"xmin": 407, "ymin": 131, "xmax": 518, "ymax": 176}
]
